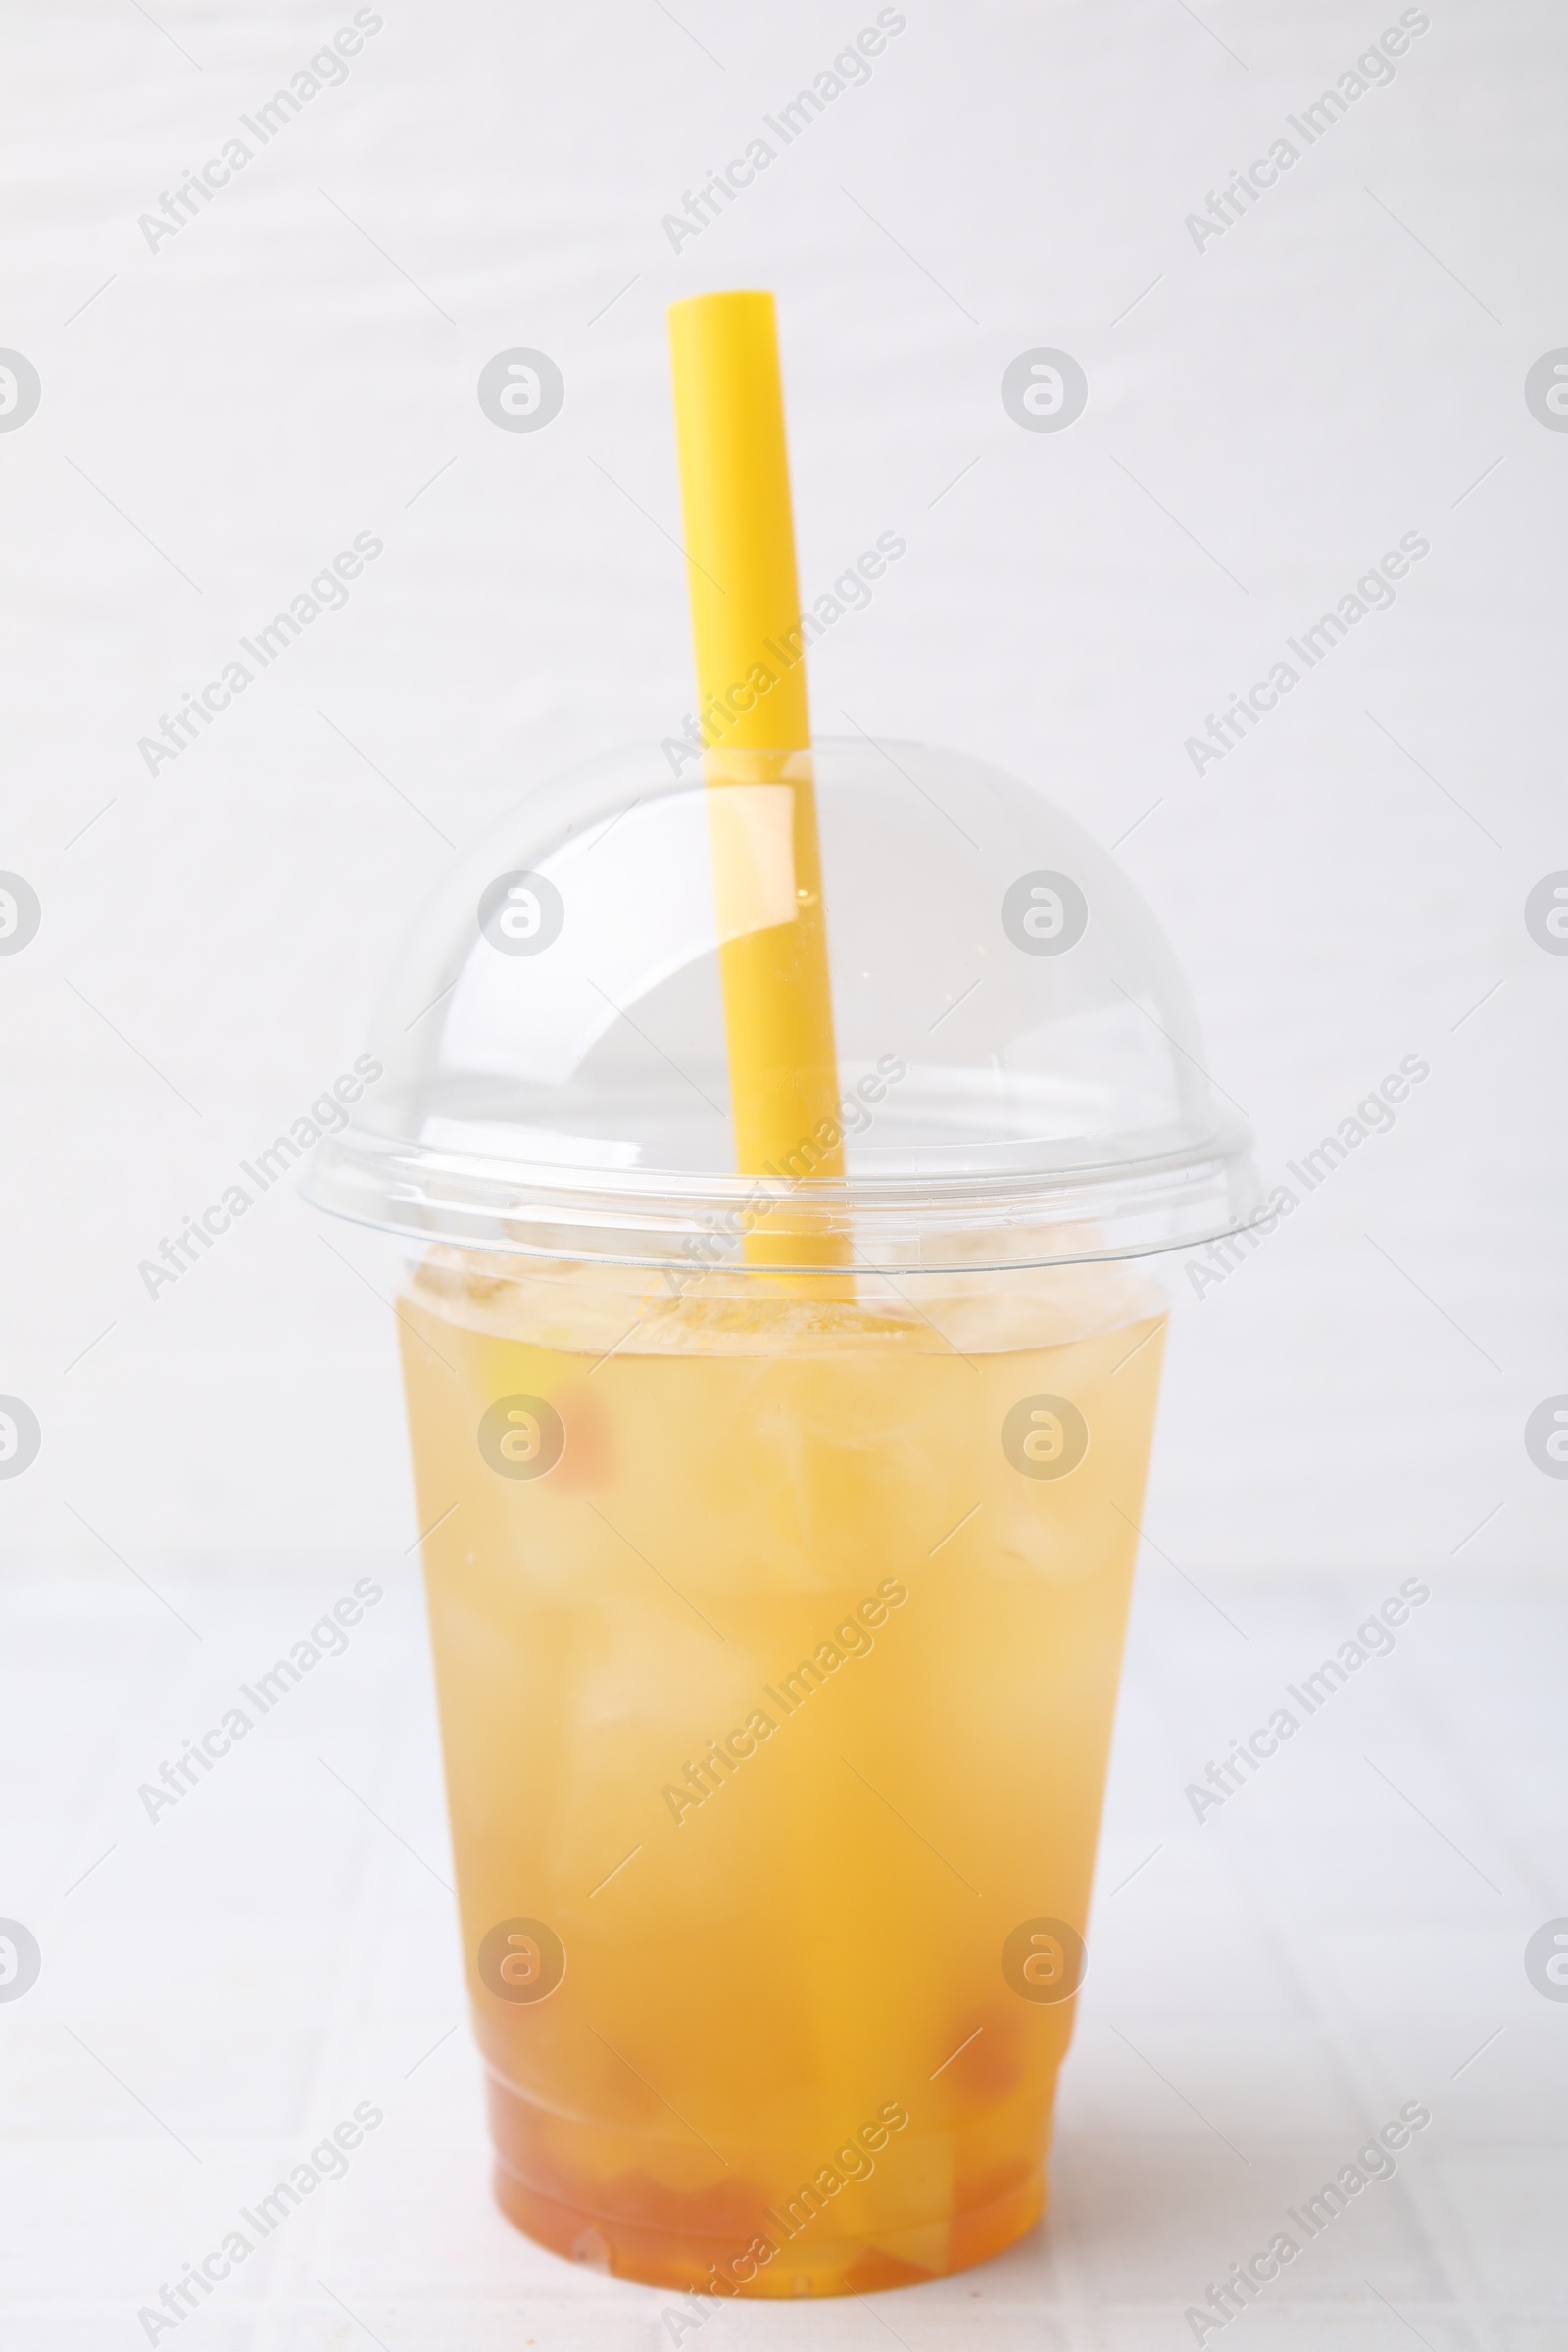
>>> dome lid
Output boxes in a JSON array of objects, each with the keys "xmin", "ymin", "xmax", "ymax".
[{"xmin": 307, "ymin": 738, "xmax": 1258, "ymax": 1272}]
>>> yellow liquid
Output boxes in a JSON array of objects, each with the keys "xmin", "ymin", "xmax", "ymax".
[{"xmin": 399, "ymin": 1252, "xmax": 1166, "ymax": 2297}]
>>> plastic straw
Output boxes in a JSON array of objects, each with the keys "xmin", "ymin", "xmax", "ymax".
[{"xmin": 668, "ymin": 292, "xmax": 849, "ymax": 1264}]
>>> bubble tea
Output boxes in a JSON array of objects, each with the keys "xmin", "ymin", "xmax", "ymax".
[
  {"xmin": 397, "ymin": 1250, "xmax": 1167, "ymax": 2291},
  {"xmin": 308, "ymin": 293, "xmax": 1256, "ymax": 2296}
]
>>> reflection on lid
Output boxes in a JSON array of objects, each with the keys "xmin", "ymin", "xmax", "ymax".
[
  {"xmin": 442, "ymin": 785, "xmax": 796, "ymax": 1086},
  {"xmin": 417, "ymin": 1116, "xmax": 642, "ymax": 1169}
]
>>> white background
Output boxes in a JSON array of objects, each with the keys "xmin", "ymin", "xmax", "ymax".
[
  {"xmin": 4, "ymin": 6, "xmax": 1567, "ymax": 2347},
  {"xmin": 2, "ymin": 0, "xmax": 1564, "ymax": 1578}
]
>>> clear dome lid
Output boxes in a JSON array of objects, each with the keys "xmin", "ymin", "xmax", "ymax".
[{"xmin": 307, "ymin": 738, "xmax": 1258, "ymax": 1272}]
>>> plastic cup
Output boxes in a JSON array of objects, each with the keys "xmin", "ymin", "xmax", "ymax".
[{"xmin": 310, "ymin": 738, "xmax": 1256, "ymax": 2296}]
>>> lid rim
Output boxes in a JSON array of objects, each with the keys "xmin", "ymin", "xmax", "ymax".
[
  {"xmin": 303, "ymin": 1123, "xmax": 1260, "ymax": 1273},
  {"xmin": 312, "ymin": 1112, "xmax": 1255, "ymax": 1206}
]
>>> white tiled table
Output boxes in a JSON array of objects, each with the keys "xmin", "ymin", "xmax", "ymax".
[{"xmin": 4, "ymin": 1558, "xmax": 1563, "ymax": 2350}]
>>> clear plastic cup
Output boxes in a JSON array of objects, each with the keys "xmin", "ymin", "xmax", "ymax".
[{"xmin": 309, "ymin": 738, "xmax": 1257, "ymax": 2297}]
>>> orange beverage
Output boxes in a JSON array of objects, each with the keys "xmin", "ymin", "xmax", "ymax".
[
  {"xmin": 398, "ymin": 1249, "xmax": 1166, "ymax": 2296},
  {"xmin": 308, "ymin": 287, "xmax": 1259, "ymax": 2296}
]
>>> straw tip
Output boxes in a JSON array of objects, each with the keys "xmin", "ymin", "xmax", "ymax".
[{"xmin": 668, "ymin": 288, "xmax": 777, "ymax": 324}]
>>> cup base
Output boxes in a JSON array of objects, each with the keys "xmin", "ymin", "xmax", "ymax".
[{"xmin": 491, "ymin": 2145, "xmax": 1045, "ymax": 2298}]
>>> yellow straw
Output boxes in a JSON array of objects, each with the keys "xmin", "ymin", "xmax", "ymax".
[{"xmin": 668, "ymin": 292, "xmax": 848, "ymax": 1266}]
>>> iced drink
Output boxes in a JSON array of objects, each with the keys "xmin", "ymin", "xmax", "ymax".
[
  {"xmin": 398, "ymin": 1249, "xmax": 1166, "ymax": 2295},
  {"xmin": 307, "ymin": 286, "xmax": 1258, "ymax": 2303}
]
